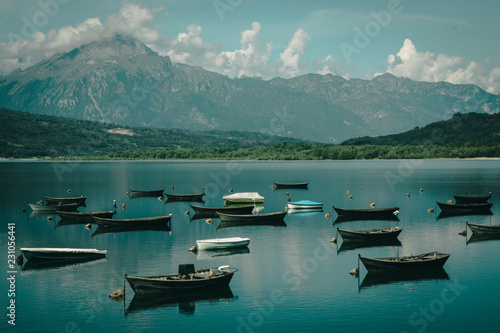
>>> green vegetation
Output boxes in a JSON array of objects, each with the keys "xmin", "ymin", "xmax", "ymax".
[
  {"xmin": 342, "ymin": 112, "xmax": 500, "ymax": 146},
  {"xmin": 98, "ymin": 142, "xmax": 500, "ymax": 160},
  {"xmin": 0, "ymin": 108, "xmax": 311, "ymax": 158},
  {"xmin": 1, "ymin": 108, "xmax": 499, "ymax": 160}
]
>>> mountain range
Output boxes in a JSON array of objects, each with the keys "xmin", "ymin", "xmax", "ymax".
[{"xmin": 1, "ymin": 34, "xmax": 499, "ymax": 143}]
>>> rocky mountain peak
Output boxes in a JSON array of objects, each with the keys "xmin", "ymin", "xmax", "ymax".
[{"xmin": 69, "ymin": 34, "xmax": 159, "ymax": 62}]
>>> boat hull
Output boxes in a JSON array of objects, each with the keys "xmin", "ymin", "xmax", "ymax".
[
  {"xmin": 130, "ymin": 189, "xmax": 164, "ymax": 197},
  {"xmin": 190, "ymin": 204, "xmax": 255, "ymax": 217},
  {"xmin": 29, "ymin": 202, "xmax": 79, "ymax": 212},
  {"xmin": 359, "ymin": 252, "xmax": 450, "ymax": 272},
  {"xmin": 338, "ymin": 227, "xmax": 402, "ymax": 241},
  {"xmin": 44, "ymin": 195, "xmax": 86, "ymax": 206},
  {"xmin": 166, "ymin": 193, "xmax": 205, "ymax": 202},
  {"xmin": 21, "ymin": 248, "xmax": 107, "ymax": 261},
  {"xmin": 453, "ymin": 194, "xmax": 491, "ymax": 204},
  {"xmin": 273, "ymin": 182, "xmax": 308, "ymax": 189},
  {"xmin": 196, "ymin": 237, "xmax": 250, "ymax": 250},
  {"xmin": 467, "ymin": 222, "xmax": 500, "ymax": 234},
  {"xmin": 93, "ymin": 214, "xmax": 172, "ymax": 227},
  {"xmin": 125, "ymin": 270, "xmax": 234, "ymax": 294},
  {"xmin": 333, "ymin": 206, "xmax": 399, "ymax": 217}
]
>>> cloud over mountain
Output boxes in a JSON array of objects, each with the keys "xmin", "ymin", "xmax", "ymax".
[
  {"xmin": 0, "ymin": 3, "xmax": 499, "ymax": 94},
  {"xmin": 384, "ymin": 38, "xmax": 500, "ymax": 94}
]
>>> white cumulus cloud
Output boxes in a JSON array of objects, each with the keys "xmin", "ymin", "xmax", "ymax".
[
  {"xmin": 275, "ymin": 28, "xmax": 310, "ymax": 77},
  {"xmin": 313, "ymin": 55, "xmax": 349, "ymax": 78},
  {"xmin": 164, "ymin": 21, "xmax": 313, "ymax": 80},
  {"xmin": 0, "ymin": 3, "xmax": 315, "ymax": 81},
  {"xmin": 384, "ymin": 38, "xmax": 500, "ymax": 94},
  {"xmin": 212, "ymin": 22, "xmax": 272, "ymax": 78},
  {"xmin": 0, "ymin": 4, "xmax": 167, "ymax": 76},
  {"xmin": 164, "ymin": 24, "xmax": 219, "ymax": 67}
]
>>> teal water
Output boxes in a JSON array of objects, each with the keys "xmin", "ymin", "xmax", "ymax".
[{"xmin": 1, "ymin": 159, "xmax": 499, "ymax": 333}]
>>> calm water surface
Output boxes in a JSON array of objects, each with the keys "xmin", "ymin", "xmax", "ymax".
[{"xmin": 1, "ymin": 159, "xmax": 499, "ymax": 333}]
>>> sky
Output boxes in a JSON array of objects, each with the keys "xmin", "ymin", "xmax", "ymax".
[{"xmin": 0, "ymin": 0, "xmax": 499, "ymax": 94}]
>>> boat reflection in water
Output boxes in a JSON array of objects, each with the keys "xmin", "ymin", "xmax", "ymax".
[
  {"xmin": 196, "ymin": 247, "xmax": 250, "ymax": 260},
  {"xmin": 21, "ymin": 257, "xmax": 107, "ymax": 272},
  {"xmin": 337, "ymin": 238, "xmax": 402, "ymax": 254},
  {"xmin": 467, "ymin": 233, "xmax": 500, "ymax": 245},
  {"xmin": 55, "ymin": 211, "xmax": 116, "ymax": 228},
  {"xmin": 333, "ymin": 214, "xmax": 400, "ymax": 224},
  {"xmin": 437, "ymin": 209, "xmax": 493, "ymax": 220},
  {"xmin": 217, "ymin": 219, "xmax": 287, "ymax": 230},
  {"xmin": 359, "ymin": 268, "xmax": 450, "ymax": 290},
  {"xmin": 125, "ymin": 285, "xmax": 235, "ymax": 316}
]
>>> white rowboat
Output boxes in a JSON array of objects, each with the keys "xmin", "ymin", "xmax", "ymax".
[
  {"xmin": 196, "ymin": 237, "xmax": 250, "ymax": 250},
  {"xmin": 287, "ymin": 200, "xmax": 323, "ymax": 210},
  {"xmin": 223, "ymin": 192, "xmax": 264, "ymax": 204}
]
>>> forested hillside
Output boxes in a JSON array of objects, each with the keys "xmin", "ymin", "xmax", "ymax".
[
  {"xmin": 0, "ymin": 108, "xmax": 311, "ymax": 158},
  {"xmin": 341, "ymin": 113, "xmax": 500, "ymax": 146}
]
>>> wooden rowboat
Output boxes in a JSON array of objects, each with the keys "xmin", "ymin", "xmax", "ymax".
[
  {"xmin": 125, "ymin": 264, "xmax": 237, "ymax": 294},
  {"xmin": 337, "ymin": 227, "xmax": 402, "ymax": 241},
  {"xmin": 453, "ymin": 193, "xmax": 491, "ymax": 204},
  {"xmin": 196, "ymin": 237, "xmax": 250, "ymax": 250},
  {"xmin": 190, "ymin": 204, "xmax": 255, "ymax": 218},
  {"xmin": 359, "ymin": 252, "xmax": 450, "ymax": 272},
  {"xmin": 273, "ymin": 182, "xmax": 309, "ymax": 189},
  {"xmin": 165, "ymin": 193, "xmax": 205, "ymax": 202},
  {"xmin": 467, "ymin": 222, "xmax": 500, "ymax": 234},
  {"xmin": 29, "ymin": 202, "xmax": 79, "ymax": 212},
  {"xmin": 223, "ymin": 192, "xmax": 264, "ymax": 204},
  {"xmin": 44, "ymin": 195, "xmax": 86, "ymax": 206},
  {"xmin": 93, "ymin": 214, "xmax": 172, "ymax": 227},
  {"xmin": 129, "ymin": 189, "xmax": 164, "ymax": 197},
  {"xmin": 333, "ymin": 206, "xmax": 400, "ymax": 217}
]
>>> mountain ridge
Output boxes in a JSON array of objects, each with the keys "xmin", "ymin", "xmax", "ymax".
[{"xmin": 1, "ymin": 34, "xmax": 499, "ymax": 143}]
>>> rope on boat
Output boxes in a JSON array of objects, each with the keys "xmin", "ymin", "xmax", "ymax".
[{"xmin": 218, "ymin": 265, "xmax": 239, "ymax": 273}]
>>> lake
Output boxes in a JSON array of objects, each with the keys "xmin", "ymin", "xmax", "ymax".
[{"xmin": 1, "ymin": 159, "xmax": 499, "ymax": 333}]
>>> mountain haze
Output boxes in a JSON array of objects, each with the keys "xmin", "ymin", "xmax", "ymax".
[{"xmin": 1, "ymin": 35, "xmax": 499, "ymax": 143}]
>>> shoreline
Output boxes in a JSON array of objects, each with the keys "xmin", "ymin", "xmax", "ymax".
[{"xmin": 1, "ymin": 157, "xmax": 499, "ymax": 162}]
